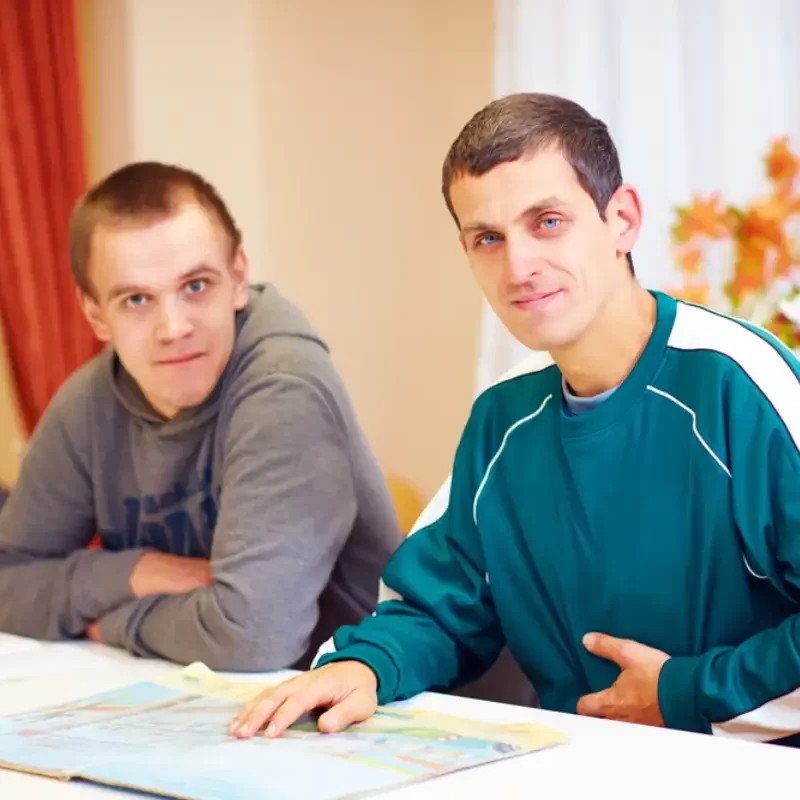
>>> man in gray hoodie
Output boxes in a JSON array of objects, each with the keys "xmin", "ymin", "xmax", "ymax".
[{"xmin": 0, "ymin": 162, "xmax": 402, "ymax": 671}]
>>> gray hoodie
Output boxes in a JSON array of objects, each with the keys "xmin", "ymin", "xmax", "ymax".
[{"xmin": 0, "ymin": 285, "xmax": 402, "ymax": 670}]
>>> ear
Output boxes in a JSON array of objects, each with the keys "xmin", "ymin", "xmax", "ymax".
[
  {"xmin": 607, "ymin": 184, "xmax": 642, "ymax": 262},
  {"xmin": 78, "ymin": 288, "xmax": 111, "ymax": 342},
  {"xmin": 230, "ymin": 247, "xmax": 250, "ymax": 310}
]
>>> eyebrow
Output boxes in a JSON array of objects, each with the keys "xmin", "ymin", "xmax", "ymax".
[
  {"xmin": 461, "ymin": 195, "xmax": 568, "ymax": 235},
  {"xmin": 106, "ymin": 264, "xmax": 221, "ymax": 302}
]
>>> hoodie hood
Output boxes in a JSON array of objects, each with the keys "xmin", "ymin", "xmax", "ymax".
[{"xmin": 108, "ymin": 283, "xmax": 328, "ymax": 434}]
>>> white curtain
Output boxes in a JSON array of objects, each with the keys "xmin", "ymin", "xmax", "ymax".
[{"xmin": 476, "ymin": 0, "xmax": 800, "ymax": 392}]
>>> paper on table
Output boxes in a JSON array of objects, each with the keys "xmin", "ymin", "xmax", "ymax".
[
  {"xmin": 0, "ymin": 662, "xmax": 569, "ymax": 800},
  {"xmin": 159, "ymin": 664, "xmax": 565, "ymax": 748}
]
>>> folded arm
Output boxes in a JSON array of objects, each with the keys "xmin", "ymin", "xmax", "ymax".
[
  {"xmin": 97, "ymin": 372, "xmax": 360, "ymax": 671},
  {"xmin": 0, "ymin": 397, "xmax": 143, "ymax": 639}
]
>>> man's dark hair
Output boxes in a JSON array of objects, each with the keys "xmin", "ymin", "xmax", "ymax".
[
  {"xmin": 69, "ymin": 161, "xmax": 242, "ymax": 296},
  {"xmin": 441, "ymin": 93, "xmax": 634, "ymax": 274}
]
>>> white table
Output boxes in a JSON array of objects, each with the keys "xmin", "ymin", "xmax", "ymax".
[{"xmin": 0, "ymin": 636, "xmax": 796, "ymax": 799}]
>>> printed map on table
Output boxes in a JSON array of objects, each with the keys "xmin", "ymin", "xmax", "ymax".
[{"xmin": 0, "ymin": 662, "xmax": 567, "ymax": 799}]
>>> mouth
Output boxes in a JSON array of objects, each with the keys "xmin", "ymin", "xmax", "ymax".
[
  {"xmin": 512, "ymin": 290, "xmax": 563, "ymax": 310},
  {"xmin": 155, "ymin": 353, "xmax": 205, "ymax": 366}
]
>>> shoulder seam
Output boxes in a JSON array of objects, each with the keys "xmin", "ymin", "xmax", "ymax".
[
  {"xmin": 668, "ymin": 301, "xmax": 800, "ymax": 455},
  {"xmin": 674, "ymin": 299, "xmax": 798, "ymax": 362},
  {"xmin": 645, "ymin": 385, "xmax": 731, "ymax": 478}
]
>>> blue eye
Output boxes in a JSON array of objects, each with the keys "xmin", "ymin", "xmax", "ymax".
[
  {"xmin": 477, "ymin": 233, "xmax": 502, "ymax": 247},
  {"xmin": 540, "ymin": 218, "xmax": 560, "ymax": 229},
  {"xmin": 124, "ymin": 294, "xmax": 148, "ymax": 308},
  {"xmin": 185, "ymin": 279, "xmax": 207, "ymax": 294}
]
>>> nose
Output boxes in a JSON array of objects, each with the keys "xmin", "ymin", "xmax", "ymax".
[
  {"xmin": 504, "ymin": 232, "xmax": 544, "ymax": 284},
  {"xmin": 155, "ymin": 296, "xmax": 193, "ymax": 342}
]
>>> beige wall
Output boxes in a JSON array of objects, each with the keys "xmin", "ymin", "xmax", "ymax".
[
  {"xmin": 254, "ymin": 1, "xmax": 492, "ymax": 498},
  {"xmin": 78, "ymin": 0, "xmax": 270, "ymax": 274},
  {"xmin": 76, "ymin": 0, "xmax": 492, "ymax": 500}
]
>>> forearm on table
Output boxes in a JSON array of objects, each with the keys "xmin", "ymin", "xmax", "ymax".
[
  {"xmin": 98, "ymin": 580, "xmax": 317, "ymax": 671},
  {"xmin": 0, "ymin": 548, "xmax": 144, "ymax": 639}
]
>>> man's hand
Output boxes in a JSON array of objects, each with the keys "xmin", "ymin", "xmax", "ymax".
[
  {"xmin": 228, "ymin": 661, "xmax": 378, "ymax": 739},
  {"xmin": 129, "ymin": 552, "xmax": 212, "ymax": 599},
  {"xmin": 85, "ymin": 621, "xmax": 102, "ymax": 642},
  {"xmin": 577, "ymin": 633, "xmax": 670, "ymax": 726}
]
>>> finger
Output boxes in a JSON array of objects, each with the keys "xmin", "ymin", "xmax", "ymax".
[
  {"xmin": 582, "ymin": 633, "xmax": 632, "ymax": 667},
  {"xmin": 230, "ymin": 676, "xmax": 309, "ymax": 737},
  {"xmin": 229, "ymin": 684, "xmax": 290, "ymax": 738},
  {"xmin": 317, "ymin": 690, "xmax": 376, "ymax": 734},
  {"xmin": 576, "ymin": 689, "xmax": 615, "ymax": 718},
  {"xmin": 262, "ymin": 690, "xmax": 332, "ymax": 739}
]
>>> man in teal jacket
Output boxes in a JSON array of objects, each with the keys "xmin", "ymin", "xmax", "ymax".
[{"xmin": 231, "ymin": 93, "xmax": 800, "ymax": 745}]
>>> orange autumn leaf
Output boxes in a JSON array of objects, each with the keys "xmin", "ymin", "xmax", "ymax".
[
  {"xmin": 672, "ymin": 136, "xmax": 799, "ymax": 341},
  {"xmin": 672, "ymin": 193, "xmax": 731, "ymax": 243},
  {"xmin": 669, "ymin": 281, "xmax": 710, "ymax": 306},
  {"xmin": 764, "ymin": 136, "xmax": 799, "ymax": 188},
  {"xmin": 726, "ymin": 241, "xmax": 768, "ymax": 304},
  {"xmin": 766, "ymin": 314, "xmax": 800, "ymax": 346},
  {"xmin": 761, "ymin": 193, "xmax": 794, "ymax": 221},
  {"xmin": 737, "ymin": 205, "xmax": 785, "ymax": 250},
  {"xmin": 675, "ymin": 246, "xmax": 704, "ymax": 276},
  {"xmin": 772, "ymin": 242, "xmax": 796, "ymax": 280}
]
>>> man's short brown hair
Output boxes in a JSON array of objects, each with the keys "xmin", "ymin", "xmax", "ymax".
[
  {"xmin": 441, "ymin": 93, "xmax": 633, "ymax": 272},
  {"xmin": 69, "ymin": 161, "xmax": 242, "ymax": 296}
]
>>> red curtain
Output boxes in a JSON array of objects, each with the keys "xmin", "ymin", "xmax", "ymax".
[{"xmin": 0, "ymin": 0, "xmax": 101, "ymax": 437}]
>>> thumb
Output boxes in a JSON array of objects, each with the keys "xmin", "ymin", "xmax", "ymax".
[
  {"xmin": 583, "ymin": 632, "xmax": 632, "ymax": 667},
  {"xmin": 317, "ymin": 690, "xmax": 376, "ymax": 734}
]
